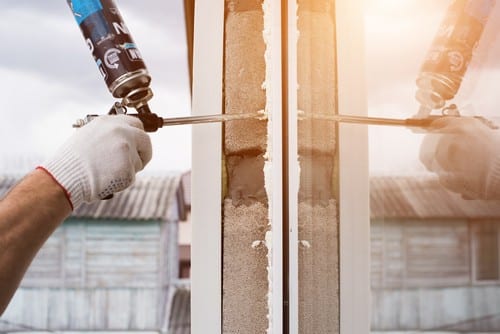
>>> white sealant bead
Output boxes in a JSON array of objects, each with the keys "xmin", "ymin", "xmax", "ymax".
[
  {"xmin": 263, "ymin": 0, "xmax": 275, "ymax": 332},
  {"xmin": 300, "ymin": 240, "xmax": 312, "ymax": 249},
  {"xmin": 73, "ymin": 119, "xmax": 86, "ymax": 128},
  {"xmin": 252, "ymin": 240, "xmax": 263, "ymax": 249}
]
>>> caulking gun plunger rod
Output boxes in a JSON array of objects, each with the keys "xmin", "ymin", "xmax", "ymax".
[
  {"xmin": 159, "ymin": 112, "xmax": 497, "ymax": 129},
  {"xmin": 160, "ymin": 112, "xmax": 455, "ymax": 128},
  {"xmin": 73, "ymin": 111, "xmax": 497, "ymax": 130},
  {"xmin": 158, "ymin": 113, "xmax": 434, "ymax": 127}
]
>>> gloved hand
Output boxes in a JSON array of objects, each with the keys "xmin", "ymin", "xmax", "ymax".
[
  {"xmin": 420, "ymin": 117, "xmax": 500, "ymax": 200},
  {"xmin": 38, "ymin": 115, "xmax": 152, "ymax": 209}
]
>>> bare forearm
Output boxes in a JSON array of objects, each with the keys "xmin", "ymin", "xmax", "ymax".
[
  {"xmin": 0, "ymin": 169, "xmax": 71, "ymax": 315},
  {"xmin": 0, "ymin": 116, "xmax": 152, "ymax": 315}
]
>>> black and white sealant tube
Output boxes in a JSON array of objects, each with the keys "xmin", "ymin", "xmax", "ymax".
[{"xmin": 66, "ymin": 0, "xmax": 153, "ymax": 110}]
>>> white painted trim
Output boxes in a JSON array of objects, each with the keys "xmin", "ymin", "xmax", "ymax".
[
  {"xmin": 336, "ymin": 0, "xmax": 371, "ymax": 333},
  {"xmin": 191, "ymin": 1, "xmax": 224, "ymax": 333},
  {"xmin": 263, "ymin": 0, "xmax": 284, "ymax": 332},
  {"xmin": 286, "ymin": 0, "xmax": 299, "ymax": 333}
]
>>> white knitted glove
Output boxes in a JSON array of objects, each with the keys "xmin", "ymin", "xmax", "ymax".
[
  {"xmin": 420, "ymin": 117, "xmax": 500, "ymax": 200},
  {"xmin": 38, "ymin": 115, "xmax": 152, "ymax": 209}
]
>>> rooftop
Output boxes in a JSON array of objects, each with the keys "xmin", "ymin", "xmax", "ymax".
[
  {"xmin": 370, "ymin": 174, "xmax": 500, "ymax": 219},
  {"xmin": 0, "ymin": 173, "xmax": 187, "ymax": 221}
]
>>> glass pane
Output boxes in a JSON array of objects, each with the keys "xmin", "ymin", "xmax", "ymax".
[
  {"xmin": 296, "ymin": 0, "xmax": 340, "ymax": 332},
  {"xmin": 474, "ymin": 222, "xmax": 499, "ymax": 281},
  {"xmin": 366, "ymin": 0, "xmax": 500, "ymax": 332}
]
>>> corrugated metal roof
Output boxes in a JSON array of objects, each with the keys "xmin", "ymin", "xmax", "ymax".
[
  {"xmin": 0, "ymin": 174, "xmax": 185, "ymax": 221},
  {"xmin": 371, "ymin": 174, "xmax": 500, "ymax": 219},
  {"xmin": 4, "ymin": 173, "xmax": 500, "ymax": 220}
]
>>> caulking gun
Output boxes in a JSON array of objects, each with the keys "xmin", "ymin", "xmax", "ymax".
[{"xmin": 68, "ymin": 0, "xmax": 497, "ymax": 131}]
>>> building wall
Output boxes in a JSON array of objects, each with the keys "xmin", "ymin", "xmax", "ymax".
[
  {"xmin": 371, "ymin": 219, "xmax": 500, "ymax": 331},
  {"xmin": 1, "ymin": 220, "xmax": 178, "ymax": 332},
  {"xmin": 372, "ymin": 285, "xmax": 500, "ymax": 331},
  {"xmin": 371, "ymin": 219, "xmax": 470, "ymax": 288}
]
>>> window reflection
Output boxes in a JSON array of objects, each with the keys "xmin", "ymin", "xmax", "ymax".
[
  {"xmin": 367, "ymin": 1, "xmax": 500, "ymax": 332},
  {"xmin": 297, "ymin": 0, "xmax": 339, "ymax": 332}
]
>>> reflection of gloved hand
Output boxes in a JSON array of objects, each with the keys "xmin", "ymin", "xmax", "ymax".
[
  {"xmin": 420, "ymin": 117, "xmax": 500, "ymax": 200},
  {"xmin": 38, "ymin": 115, "xmax": 152, "ymax": 209}
]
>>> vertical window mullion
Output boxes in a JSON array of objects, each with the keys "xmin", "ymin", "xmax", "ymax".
[
  {"xmin": 191, "ymin": 1, "xmax": 224, "ymax": 333},
  {"xmin": 336, "ymin": 0, "xmax": 370, "ymax": 332},
  {"xmin": 287, "ymin": 0, "xmax": 299, "ymax": 332}
]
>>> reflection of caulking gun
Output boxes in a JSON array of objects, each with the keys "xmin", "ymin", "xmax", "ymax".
[
  {"xmin": 73, "ymin": 106, "xmax": 497, "ymax": 130},
  {"xmin": 415, "ymin": 0, "xmax": 496, "ymax": 117}
]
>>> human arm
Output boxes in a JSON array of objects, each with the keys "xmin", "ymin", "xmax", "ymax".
[
  {"xmin": 0, "ymin": 169, "xmax": 72, "ymax": 315},
  {"xmin": 0, "ymin": 115, "xmax": 152, "ymax": 315},
  {"xmin": 420, "ymin": 117, "xmax": 500, "ymax": 200}
]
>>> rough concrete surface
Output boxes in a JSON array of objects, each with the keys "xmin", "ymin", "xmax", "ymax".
[
  {"xmin": 297, "ymin": 10, "xmax": 337, "ymax": 155},
  {"xmin": 226, "ymin": 154, "xmax": 268, "ymax": 205},
  {"xmin": 298, "ymin": 200, "xmax": 339, "ymax": 334},
  {"xmin": 223, "ymin": 200, "xmax": 270, "ymax": 334},
  {"xmin": 223, "ymin": 2, "xmax": 270, "ymax": 333},
  {"xmin": 297, "ymin": 0, "xmax": 334, "ymax": 12},
  {"xmin": 227, "ymin": 0, "xmax": 263, "ymax": 12},
  {"xmin": 225, "ymin": 10, "xmax": 268, "ymax": 155},
  {"xmin": 297, "ymin": 2, "xmax": 340, "ymax": 332},
  {"xmin": 299, "ymin": 153, "xmax": 334, "ymax": 205}
]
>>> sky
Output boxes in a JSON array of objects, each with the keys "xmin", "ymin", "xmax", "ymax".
[
  {"xmin": 0, "ymin": 0, "xmax": 192, "ymax": 174},
  {"xmin": 1, "ymin": 1, "xmax": 500, "ymax": 176},
  {"xmin": 365, "ymin": 0, "xmax": 500, "ymax": 174}
]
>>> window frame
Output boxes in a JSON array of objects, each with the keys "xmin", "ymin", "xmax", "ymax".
[
  {"xmin": 471, "ymin": 220, "xmax": 500, "ymax": 285},
  {"xmin": 190, "ymin": 1, "xmax": 224, "ymax": 332},
  {"xmin": 191, "ymin": 1, "xmax": 370, "ymax": 332},
  {"xmin": 335, "ymin": 0, "xmax": 371, "ymax": 332}
]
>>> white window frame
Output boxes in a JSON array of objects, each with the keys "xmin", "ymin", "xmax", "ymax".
[
  {"xmin": 336, "ymin": 0, "xmax": 370, "ymax": 332},
  {"xmin": 191, "ymin": 1, "xmax": 283, "ymax": 333},
  {"xmin": 191, "ymin": 0, "xmax": 370, "ymax": 332},
  {"xmin": 191, "ymin": 1, "xmax": 224, "ymax": 332}
]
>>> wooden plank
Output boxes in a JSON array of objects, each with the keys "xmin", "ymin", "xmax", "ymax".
[
  {"xmin": 107, "ymin": 290, "xmax": 132, "ymax": 330},
  {"xmin": 21, "ymin": 289, "xmax": 49, "ymax": 329},
  {"xmin": 399, "ymin": 289, "xmax": 420, "ymax": 329},
  {"xmin": 87, "ymin": 289, "xmax": 107, "ymax": 329},
  {"xmin": 66, "ymin": 289, "xmax": 89, "ymax": 329},
  {"xmin": 1, "ymin": 289, "xmax": 25, "ymax": 328},
  {"xmin": 85, "ymin": 254, "xmax": 158, "ymax": 267},
  {"xmin": 383, "ymin": 225, "xmax": 404, "ymax": 287},
  {"xmin": 22, "ymin": 229, "xmax": 64, "ymax": 286},
  {"xmin": 131, "ymin": 288, "xmax": 161, "ymax": 329},
  {"xmin": 47, "ymin": 289, "xmax": 69, "ymax": 329},
  {"xmin": 405, "ymin": 221, "xmax": 470, "ymax": 286},
  {"xmin": 417, "ymin": 287, "xmax": 470, "ymax": 330},
  {"xmin": 86, "ymin": 274, "xmax": 159, "ymax": 288},
  {"xmin": 370, "ymin": 223, "xmax": 384, "ymax": 287}
]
